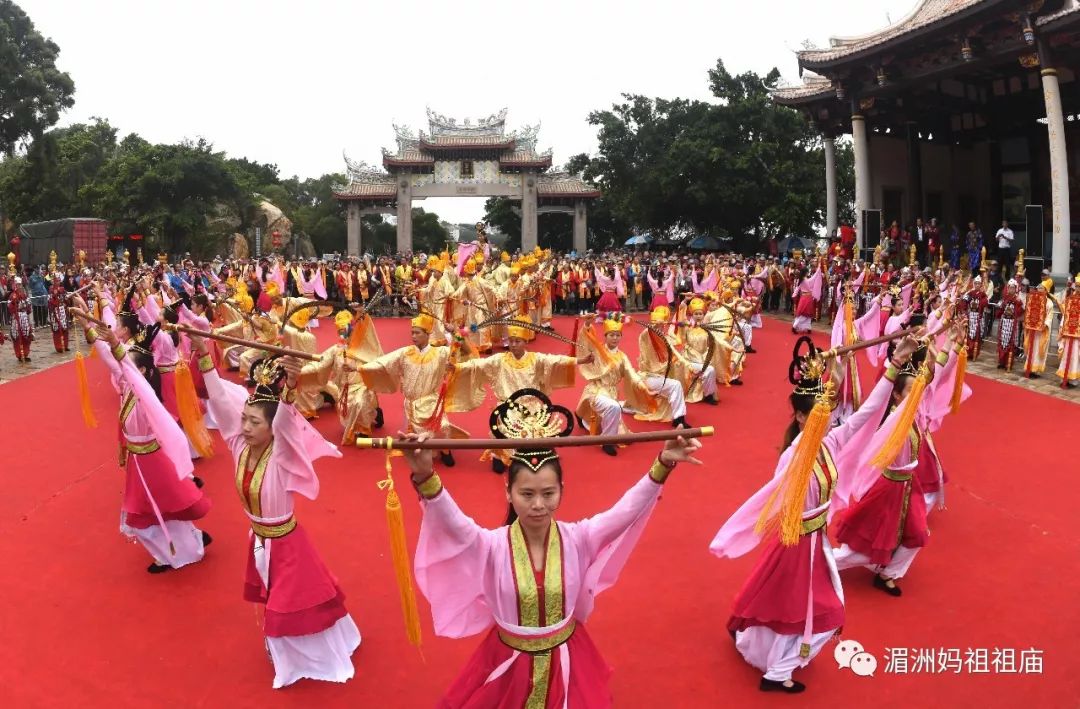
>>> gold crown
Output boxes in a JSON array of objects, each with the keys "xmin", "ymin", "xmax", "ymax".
[{"xmin": 493, "ymin": 398, "xmax": 569, "ymax": 440}]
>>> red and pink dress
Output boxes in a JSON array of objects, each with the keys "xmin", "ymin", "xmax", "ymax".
[
  {"xmin": 710, "ymin": 370, "xmax": 897, "ymax": 684},
  {"xmin": 201, "ymin": 364, "xmax": 360, "ymax": 689},
  {"xmin": 90, "ymin": 333, "xmax": 210, "ymax": 568},
  {"xmin": 414, "ymin": 469, "xmax": 670, "ymax": 707}
]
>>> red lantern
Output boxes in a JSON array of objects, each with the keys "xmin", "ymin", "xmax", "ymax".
[
  {"xmin": 130, "ymin": 234, "xmax": 144, "ymax": 241},
  {"xmin": 110, "ymin": 234, "xmax": 123, "ymax": 241},
  {"xmin": 272, "ymin": 230, "xmax": 282, "ymax": 250}
]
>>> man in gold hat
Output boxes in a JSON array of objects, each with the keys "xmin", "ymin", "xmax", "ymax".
[
  {"xmin": 360, "ymin": 312, "xmax": 469, "ymax": 465},
  {"xmin": 449, "ymin": 316, "xmax": 592, "ymax": 472},
  {"xmin": 298, "ymin": 309, "xmax": 385, "ymax": 442},
  {"xmin": 575, "ymin": 315, "xmax": 658, "ymax": 456},
  {"xmin": 634, "ymin": 305, "xmax": 698, "ymax": 427},
  {"xmin": 416, "ymin": 258, "xmax": 454, "ymax": 347}
]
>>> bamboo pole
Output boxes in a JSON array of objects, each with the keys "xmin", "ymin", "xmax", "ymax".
[
  {"xmin": 357, "ymin": 426, "xmax": 714, "ymax": 450},
  {"xmin": 166, "ymin": 322, "xmax": 320, "ymax": 361}
]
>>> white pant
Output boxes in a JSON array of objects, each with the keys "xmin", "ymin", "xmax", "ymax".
[
  {"xmin": 689, "ymin": 362, "xmax": 718, "ymax": 397},
  {"xmin": 735, "ymin": 627, "xmax": 836, "ymax": 682},
  {"xmin": 793, "ymin": 315, "xmax": 812, "ymax": 332},
  {"xmin": 590, "ymin": 395, "xmax": 623, "ymax": 435},
  {"xmin": 644, "ymin": 374, "xmax": 686, "ymax": 419},
  {"xmin": 833, "ymin": 543, "xmax": 920, "ymax": 580},
  {"xmin": 739, "ymin": 322, "xmax": 753, "ymax": 347},
  {"xmin": 123, "ymin": 519, "xmax": 206, "ymax": 569}
]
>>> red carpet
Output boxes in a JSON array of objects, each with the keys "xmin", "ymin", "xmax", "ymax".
[{"xmin": 1, "ymin": 316, "xmax": 1077, "ymax": 708}]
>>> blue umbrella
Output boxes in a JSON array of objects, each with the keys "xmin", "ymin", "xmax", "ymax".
[
  {"xmin": 624, "ymin": 234, "xmax": 652, "ymax": 246},
  {"xmin": 689, "ymin": 235, "xmax": 721, "ymax": 250}
]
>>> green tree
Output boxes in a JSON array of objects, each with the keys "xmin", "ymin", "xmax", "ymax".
[
  {"xmin": 411, "ymin": 207, "xmax": 450, "ymax": 254},
  {"xmin": 578, "ymin": 59, "xmax": 850, "ymax": 250},
  {"xmin": 0, "ymin": 1, "xmax": 75, "ymax": 156}
]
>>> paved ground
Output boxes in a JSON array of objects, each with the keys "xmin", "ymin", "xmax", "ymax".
[
  {"xmin": 3, "ymin": 316, "xmax": 1077, "ymax": 404},
  {"xmin": 0, "ymin": 331, "xmax": 79, "ymax": 385}
]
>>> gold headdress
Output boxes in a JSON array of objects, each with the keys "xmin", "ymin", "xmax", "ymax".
[
  {"xmin": 247, "ymin": 358, "xmax": 286, "ymax": 406},
  {"xmin": 490, "ymin": 389, "xmax": 574, "ymax": 472}
]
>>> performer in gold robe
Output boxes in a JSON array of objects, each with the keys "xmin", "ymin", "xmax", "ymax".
[
  {"xmin": 450, "ymin": 316, "xmax": 587, "ymax": 472},
  {"xmin": 299, "ymin": 310, "xmax": 384, "ymax": 443},
  {"xmin": 575, "ymin": 315, "xmax": 658, "ymax": 456},
  {"xmin": 635, "ymin": 305, "xmax": 710, "ymax": 427},
  {"xmin": 360, "ymin": 312, "xmax": 468, "ymax": 466},
  {"xmin": 680, "ymin": 298, "xmax": 723, "ymax": 399}
]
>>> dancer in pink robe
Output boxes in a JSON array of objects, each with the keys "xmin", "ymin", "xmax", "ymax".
[
  {"xmin": 402, "ymin": 389, "xmax": 703, "ymax": 707},
  {"xmin": 710, "ymin": 335, "xmax": 918, "ymax": 693},
  {"xmin": 77, "ymin": 310, "xmax": 211, "ymax": 574},
  {"xmin": 191, "ymin": 336, "xmax": 361, "ymax": 689}
]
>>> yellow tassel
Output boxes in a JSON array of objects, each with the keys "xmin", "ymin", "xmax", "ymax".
[
  {"xmin": 843, "ymin": 298, "xmax": 854, "ymax": 344},
  {"xmin": 755, "ymin": 383, "xmax": 834, "ymax": 546},
  {"xmin": 869, "ymin": 366, "xmax": 930, "ymax": 470},
  {"xmin": 174, "ymin": 358, "xmax": 215, "ymax": 457},
  {"xmin": 950, "ymin": 346, "xmax": 967, "ymax": 415},
  {"xmin": 379, "ymin": 454, "xmax": 424, "ymax": 654},
  {"xmin": 74, "ymin": 352, "xmax": 98, "ymax": 428}
]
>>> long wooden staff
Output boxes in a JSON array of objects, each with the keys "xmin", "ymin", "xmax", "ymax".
[
  {"xmin": 357, "ymin": 426, "xmax": 714, "ymax": 450},
  {"xmin": 165, "ymin": 322, "xmax": 320, "ymax": 361}
]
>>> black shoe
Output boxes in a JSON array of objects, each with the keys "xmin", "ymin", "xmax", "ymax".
[
  {"xmin": 746, "ymin": 347, "xmax": 757, "ymax": 354},
  {"xmin": 672, "ymin": 416, "xmax": 688, "ymax": 429},
  {"xmin": 202, "ymin": 531, "xmax": 213, "ymax": 547},
  {"xmin": 492, "ymin": 458, "xmax": 506, "ymax": 474},
  {"xmin": 703, "ymin": 394, "xmax": 719, "ymax": 405},
  {"xmin": 873, "ymin": 574, "xmax": 902, "ymax": 597},
  {"xmin": 730, "ymin": 378, "xmax": 743, "ymax": 386},
  {"xmin": 997, "ymin": 364, "xmax": 1005, "ymax": 369},
  {"xmin": 602, "ymin": 444, "xmax": 617, "ymax": 457},
  {"xmin": 440, "ymin": 451, "xmax": 456, "ymax": 467},
  {"xmin": 24, "ymin": 356, "xmax": 30, "ymax": 362},
  {"xmin": 147, "ymin": 563, "xmax": 173, "ymax": 574},
  {"xmin": 759, "ymin": 678, "xmax": 805, "ymax": 694},
  {"xmin": 374, "ymin": 407, "xmax": 384, "ymax": 429},
  {"xmin": 192, "ymin": 476, "xmax": 204, "ymax": 489},
  {"xmin": 1030, "ymin": 373, "xmax": 1041, "ymax": 379}
]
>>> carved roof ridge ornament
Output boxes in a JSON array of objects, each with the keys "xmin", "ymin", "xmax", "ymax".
[
  {"xmin": 426, "ymin": 107, "xmax": 509, "ymax": 137},
  {"xmin": 342, "ymin": 151, "xmax": 393, "ymax": 184},
  {"xmin": 392, "ymin": 123, "xmax": 419, "ymax": 154}
]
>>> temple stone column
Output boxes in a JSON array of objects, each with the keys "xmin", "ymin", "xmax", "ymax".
[
  {"xmin": 521, "ymin": 174, "xmax": 538, "ymax": 252},
  {"xmin": 573, "ymin": 200, "xmax": 588, "ymax": 253},
  {"xmin": 346, "ymin": 202, "xmax": 361, "ymax": 257},
  {"xmin": 823, "ymin": 135, "xmax": 838, "ymax": 238},
  {"xmin": 851, "ymin": 113, "xmax": 872, "ymax": 249},
  {"xmin": 1039, "ymin": 50, "xmax": 1072, "ymax": 278},
  {"xmin": 396, "ymin": 177, "xmax": 413, "ymax": 253}
]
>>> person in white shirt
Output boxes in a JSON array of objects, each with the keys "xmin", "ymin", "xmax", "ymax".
[{"xmin": 995, "ymin": 220, "xmax": 1015, "ymax": 278}]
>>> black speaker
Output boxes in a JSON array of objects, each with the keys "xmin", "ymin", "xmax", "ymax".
[
  {"xmin": 1023, "ymin": 257, "xmax": 1044, "ymax": 282},
  {"xmin": 861, "ymin": 209, "xmax": 882, "ymax": 249},
  {"xmin": 1025, "ymin": 205, "xmax": 1044, "ymax": 258}
]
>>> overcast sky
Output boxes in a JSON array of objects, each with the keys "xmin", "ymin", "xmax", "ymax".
[{"xmin": 21, "ymin": 0, "xmax": 915, "ymax": 223}]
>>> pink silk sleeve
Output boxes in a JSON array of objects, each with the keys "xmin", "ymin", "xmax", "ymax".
[
  {"xmin": 200, "ymin": 367, "xmax": 248, "ymax": 458},
  {"xmin": 710, "ymin": 449, "xmax": 790, "ymax": 559},
  {"xmin": 272, "ymin": 402, "xmax": 340, "ymax": 500},
  {"xmin": 145, "ymin": 294, "xmax": 162, "ymax": 323},
  {"xmin": 562, "ymin": 474, "xmax": 662, "ymax": 618},
  {"xmin": 118, "ymin": 353, "xmax": 194, "ymax": 480},
  {"xmin": 854, "ymin": 299, "xmax": 882, "ymax": 342},
  {"xmin": 415, "ymin": 488, "xmax": 502, "ymax": 638}
]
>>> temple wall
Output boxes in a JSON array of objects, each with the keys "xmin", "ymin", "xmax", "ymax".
[
  {"xmin": 425, "ymin": 159, "xmax": 521, "ymax": 186},
  {"xmin": 869, "ymin": 135, "xmax": 992, "ymax": 231}
]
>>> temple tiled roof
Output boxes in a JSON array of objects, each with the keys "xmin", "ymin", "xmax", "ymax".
[
  {"xmin": 1038, "ymin": 2, "xmax": 1080, "ymax": 29},
  {"xmin": 537, "ymin": 176, "xmax": 601, "ymax": 198},
  {"xmin": 499, "ymin": 150, "xmax": 553, "ymax": 167},
  {"xmin": 382, "ymin": 149, "xmax": 434, "ymax": 167},
  {"xmin": 332, "ymin": 181, "xmax": 396, "ymax": 200},
  {"xmin": 419, "ymin": 134, "xmax": 516, "ymax": 149},
  {"xmin": 770, "ymin": 74, "xmax": 835, "ymax": 103},
  {"xmin": 797, "ymin": 0, "xmax": 985, "ymax": 66}
]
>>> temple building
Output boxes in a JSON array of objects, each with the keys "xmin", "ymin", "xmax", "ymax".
[
  {"xmin": 772, "ymin": 0, "xmax": 1080, "ymax": 278},
  {"xmin": 333, "ymin": 109, "xmax": 600, "ymax": 255}
]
